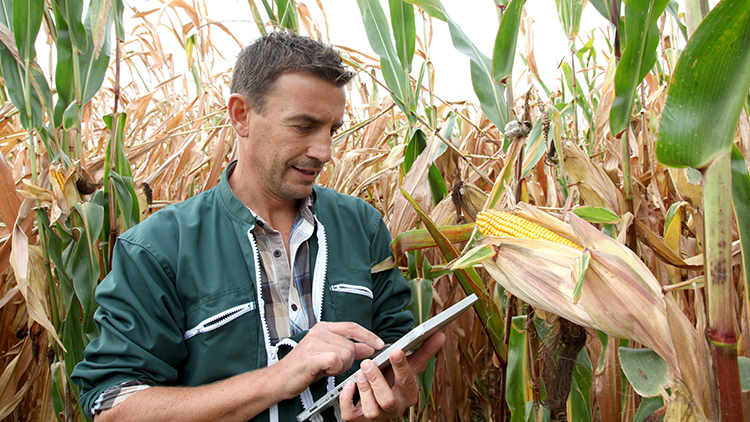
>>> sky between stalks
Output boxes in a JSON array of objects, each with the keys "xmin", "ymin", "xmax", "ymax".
[{"xmin": 121, "ymin": 0, "xmax": 700, "ymax": 111}]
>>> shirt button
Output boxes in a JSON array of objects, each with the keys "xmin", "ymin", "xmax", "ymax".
[
  {"xmin": 291, "ymin": 303, "xmax": 298, "ymax": 311},
  {"xmin": 273, "ymin": 250, "xmax": 282, "ymax": 258}
]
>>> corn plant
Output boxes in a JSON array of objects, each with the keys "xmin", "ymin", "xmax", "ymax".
[
  {"xmin": 1, "ymin": 0, "xmax": 749, "ymax": 421},
  {"xmin": 656, "ymin": 0, "xmax": 750, "ymax": 418}
]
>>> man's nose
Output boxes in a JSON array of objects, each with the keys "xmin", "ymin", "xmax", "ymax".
[{"xmin": 307, "ymin": 130, "xmax": 332, "ymax": 163}]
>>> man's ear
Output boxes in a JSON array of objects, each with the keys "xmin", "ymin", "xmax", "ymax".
[{"xmin": 228, "ymin": 93, "xmax": 252, "ymax": 138}]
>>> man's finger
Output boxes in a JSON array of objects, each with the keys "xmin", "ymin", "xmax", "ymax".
[
  {"xmin": 388, "ymin": 349, "xmax": 418, "ymax": 395},
  {"xmin": 338, "ymin": 381, "xmax": 362, "ymax": 421},
  {"xmin": 356, "ymin": 362, "xmax": 383, "ymax": 419},
  {"xmin": 319, "ymin": 321, "xmax": 385, "ymax": 351}
]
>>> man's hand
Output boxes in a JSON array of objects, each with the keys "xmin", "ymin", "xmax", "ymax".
[
  {"xmin": 338, "ymin": 331, "xmax": 446, "ymax": 422},
  {"xmin": 274, "ymin": 321, "xmax": 385, "ymax": 400}
]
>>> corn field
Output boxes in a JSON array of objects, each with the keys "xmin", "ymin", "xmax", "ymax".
[{"xmin": 1, "ymin": 0, "xmax": 749, "ymax": 421}]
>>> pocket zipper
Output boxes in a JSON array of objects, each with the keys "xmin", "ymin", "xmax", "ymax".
[
  {"xmin": 184, "ymin": 302, "xmax": 255, "ymax": 340},
  {"xmin": 329, "ymin": 283, "xmax": 374, "ymax": 299}
]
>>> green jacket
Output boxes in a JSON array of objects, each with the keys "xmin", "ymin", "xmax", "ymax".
[{"xmin": 72, "ymin": 164, "xmax": 413, "ymax": 422}]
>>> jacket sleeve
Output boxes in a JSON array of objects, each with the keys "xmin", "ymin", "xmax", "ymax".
[
  {"xmin": 368, "ymin": 213, "xmax": 414, "ymax": 343},
  {"xmin": 71, "ymin": 236, "xmax": 187, "ymax": 417}
]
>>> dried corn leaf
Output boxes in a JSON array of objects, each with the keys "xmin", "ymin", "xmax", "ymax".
[
  {"xmin": 9, "ymin": 225, "xmax": 63, "ymax": 350},
  {"xmin": 562, "ymin": 139, "xmax": 625, "ymax": 214}
]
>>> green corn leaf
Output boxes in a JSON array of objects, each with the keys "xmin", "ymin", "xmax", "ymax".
[
  {"xmin": 492, "ymin": 0, "xmax": 527, "ymax": 84},
  {"xmin": 53, "ymin": 0, "xmax": 88, "ymax": 54},
  {"xmin": 276, "ymin": 0, "xmax": 298, "ymax": 31},
  {"xmin": 427, "ymin": 163, "xmax": 447, "ymax": 206},
  {"xmin": 505, "ymin": 316, "xmax": 528, "ymax": 419},
  {"xmin": 0, "ymin": 1, "xmax": 48, "ymax": 130},
  {"xmin": 731, "ymin": 146, "xmax": 750, "ymax": 311},
  {"xmin": 260, "ymin": 0, "xmax": 275, "ymax": 24},
  {"xmin": 450, "ymin": 244, "xmax": 496, "ymax": 270},
  {"xmin": 444, "ymin": 3, "xmax": 507, "ymax": 130},
  {"xmin": 403, "ymin": 0, "xmax": 446, "ymax": 21},
  {"xmin": 404, "ymin": 128, "xmax": 427, "ymax": 174},
  {"xmin": 561, "ymin": 61, "xmax": 583, "ymax": 98},
  {"xmin": 666, "ymin": 0, "xmax": 688, "ymax": 40},
  {"xmin": 62, "ymin": 102, "xmax": 78, "ymax": 130},
  {"xmin": 619, "ymin": 347, "xmax": 669, "ymax": 397},
  {"xmin": 0, "ymin": 49, "xmax": 43, "ymax": 130},
  {"xmin": 110, "ymin": 172, "xmax": 140, "ymax": 230},
  {"xmin": 555, "ymin": 0, "xmax": 585, "ymax": 42},
  {"xmin": 62, "ymin": 299, "xmax": 86, "ymax": 380},
  {"xmin": 357, "ymin": 0, "xmax": 415, "ymax": 122},
  {"xmin": 88, "ymin": 0, "xmax": 114, "ymax": 57},
  {"xmin": 103, "ymin": 112, "xmax": 133, "ymax": 178},
  {"xmin": 113, "ymin": 0, "xmax": 125, "ymax": 40},
  {"xmin": 610, "ymin": 0, "xmax": 669, "ymax": 136},
  {"xmin": 406, "ymin": 278, "xmax": 433, "ymax": 325},
  {"xmin": 570, "ymin": 350, "xmax": 593, "ymax": 421},
  {"xmin": 634, "ymin": 397, "xmax": 665, "ymax": 422},
  {"xmin": 81, "ymin": 9, "xmax": 113, "ymax": 104},
  {"xmin": 417, "ymin": 357, "xmax": 436, "ymax": 410},
  {"xmin": 520, "ymin": 118, "xmax": 544, "ymax": 179},
  {"xmin": 69, "ymin": 202, "xmax": 104, "ymax": 320},
  {"xmin": 573, "ymin": 206, "xmax": 621, "ymax": 224},
  {"xmin": 13, "ymin": 0, "xmax": 44, "ymax": 62},
  {"xmin": 390, "ymin": 0, "xmax": 415, "ymax": 73},
  {"xmin": 656, "ymin": 0, "xmax": 750, "ymax": 169},
  {"xmin": 53, "ymin": 0, "xmax": 113, "ymax": 127}
]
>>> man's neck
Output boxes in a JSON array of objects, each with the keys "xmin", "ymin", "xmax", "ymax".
[{"xmin": 228, "ymin": 163, "xmax": 301, "ymax": 235}]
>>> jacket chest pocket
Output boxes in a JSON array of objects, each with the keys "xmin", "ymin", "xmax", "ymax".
[
  {"xmin": 180, "ymin": 288, "xmax": 263, "ymax": 386},
  {"xmin": 327, "ymin": 268, "xmax": 374, "ymax": 330},
  {"xmin": 183, "ymin": 302, "xmax": 256, "ymax": 340},
  {"xmin": 329, "ymin": 283, "xmax": 373, "ymax": 299}
]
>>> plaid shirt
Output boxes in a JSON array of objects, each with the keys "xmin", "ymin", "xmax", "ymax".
[
  {"xmin": 252, "ymin": 197, "xmax": 317, "ymax": 344},
  {"xmin": 91, "ymin": 196, "xmax": 318, "ymax": 415}
]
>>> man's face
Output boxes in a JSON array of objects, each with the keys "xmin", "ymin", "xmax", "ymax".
[{"xmin": 242, "ymin": 72, "xmax": 347, "ymax": 202}]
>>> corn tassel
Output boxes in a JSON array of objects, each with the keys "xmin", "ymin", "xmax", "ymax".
[{"xmin": 476, "ymin": 209, "xmax": 583, "ymax": 250}]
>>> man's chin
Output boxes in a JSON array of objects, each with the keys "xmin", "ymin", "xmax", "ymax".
[{"xmin": 279, "ymin": 184, "xmax": 315, "ymax": 201}]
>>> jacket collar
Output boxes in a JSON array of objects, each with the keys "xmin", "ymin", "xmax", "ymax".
[
  {"xmin": 218, "ymin": 161, "xmax": 257, "ymax": 226},
  {"xmin": 219, "ymin": 160, "xmax": 319, "ymax": 226}
]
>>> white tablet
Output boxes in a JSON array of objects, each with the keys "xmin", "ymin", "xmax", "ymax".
[{"xmin": 296, "ymin": 293, "xmax": 478, "ymax": 422}]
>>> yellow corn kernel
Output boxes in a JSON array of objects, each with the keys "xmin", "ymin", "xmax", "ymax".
[
  {"xmin": 49, "ymin": 161, "xmax": 66, "ymax": 191},
  {"xmin": 476, "ymin": 209, "xmax": 583, "ymax": 250}
]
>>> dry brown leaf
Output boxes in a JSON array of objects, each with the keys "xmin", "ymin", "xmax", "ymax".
[
  {"xmin": 0, "ymin": 154, "xmax": 21, "ymax": 235},
  {"xmin": 563, "ymin": 140, "xmax": 626, "ymax": 214},
  {"xmin": 10, "ymin": 224, "xmax": 64, "ymax": 350}
]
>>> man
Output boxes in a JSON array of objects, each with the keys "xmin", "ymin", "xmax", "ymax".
[{"xmin": 72, "ymin": 32, "xmax": 445, "ymax": 422}]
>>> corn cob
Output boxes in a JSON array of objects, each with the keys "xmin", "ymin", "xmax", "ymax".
[
  {"xmin": 476, "ymin": 209, "xmax": 583, "ymax": 250},
  {"xmin": 49, "ymin": 161, "xmax": 67, "ymax": 191}
]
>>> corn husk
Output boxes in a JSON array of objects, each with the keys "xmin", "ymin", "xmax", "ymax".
[{"xmin": 472, "ymin": 204, "xmax": 712, "ymax": 418}]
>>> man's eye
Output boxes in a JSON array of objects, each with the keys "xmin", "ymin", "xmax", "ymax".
[
  {"xmin": 330, "ymin": 128, "xmax": 340, "ymax": 136},
  {"xmin": 296, "ymin": 126, "xmax": 312, "ymax": 133}
]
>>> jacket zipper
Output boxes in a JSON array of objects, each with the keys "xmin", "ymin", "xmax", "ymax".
[
  {"xmin": 248, "ymin": 228, "xmax": 281, "ymax": 422},
  {"xmin": 329, "ymin": 283, "xmax": 374, "ymax": 299},
  {"xmin": 247, "ymin": 228, "xmax": 273, "ymax": 358},
  {"xmin": 299, "ymin": 218, "xmax": 328, "ymax": 421},
  {"xmin": 312, "ymin": 217, "xmax": 328, "ymax": 322},
  {"xmin": 183, "ymin": 302, "xmax": 255, "ymax": 340}
]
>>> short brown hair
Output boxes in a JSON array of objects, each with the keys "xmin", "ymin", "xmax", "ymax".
[{"xmin": 230, "ymin": 31, "xmax": 354, "ymax": 113}]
